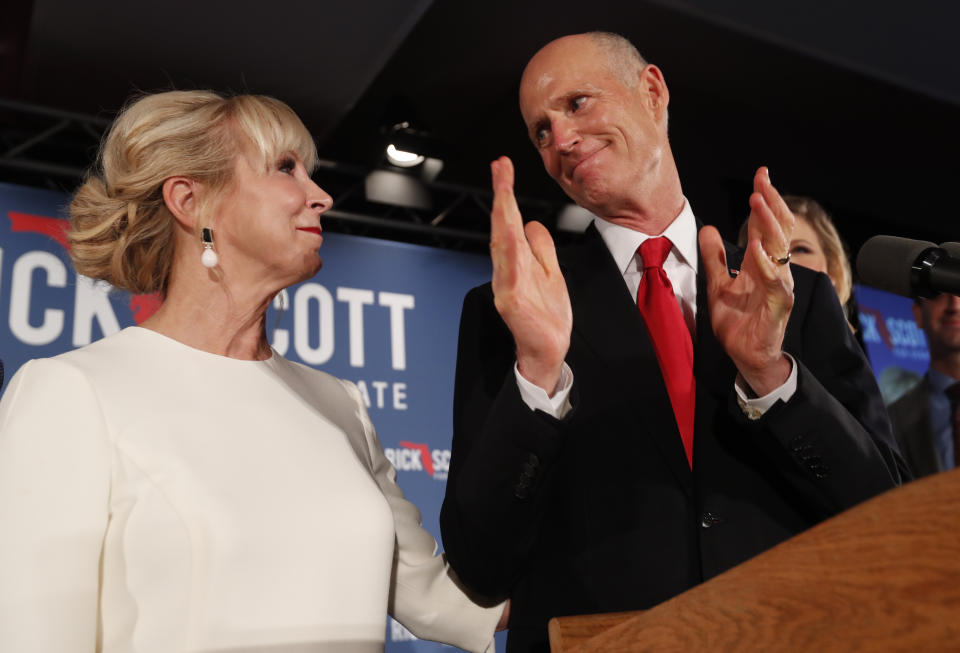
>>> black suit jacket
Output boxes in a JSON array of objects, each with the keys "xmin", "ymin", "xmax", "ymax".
[
  {"xmin": 888, "ymin": 376, "xmax": 943, "ymax": 478},
  {"xmin": 439, "ymin": 225, "xmax": 906, "ymax": 653}
]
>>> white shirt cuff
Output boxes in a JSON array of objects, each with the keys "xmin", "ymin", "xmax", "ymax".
[
  {"xmin": 734, "ymin": 353, "xmax": 798, "ymax": 420},
  {"xmin": 515, "ymin": 362, "xmax": 574, "ymax": 419}
]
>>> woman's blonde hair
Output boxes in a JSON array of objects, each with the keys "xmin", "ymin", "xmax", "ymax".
[
  {"xmin": 736, "ymin": 195, "xmax": 853, "ymax": 306},
  {"xmin": 783, "ymin": 196, "xmax": 852, "ymax": 306},
  {"xmin": 68, "ymin": 90, "xmax": 318, "ymax": 295}
]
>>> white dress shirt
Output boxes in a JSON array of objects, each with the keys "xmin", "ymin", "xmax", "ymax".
[
  {"xmin": 516, "ymin": 199, "xmax": 796, "ymax": 418},
  {"xmin": 595, "ymin": 200, "xmax": 699, "ymax": 337}
]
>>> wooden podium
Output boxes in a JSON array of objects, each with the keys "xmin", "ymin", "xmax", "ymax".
[{"xmin": 549, "ymin": 468, "xmax": 960, "ymax": 652}]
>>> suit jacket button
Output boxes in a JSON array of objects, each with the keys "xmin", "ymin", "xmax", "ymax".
[{"xmin": 701, "ymin": 512, "xmax": 723, "ymax": 528}]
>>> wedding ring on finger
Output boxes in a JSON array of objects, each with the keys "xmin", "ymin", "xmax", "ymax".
[{"xmin": 769, "ymin": 252, "xmax": 791, "ymax": 266}]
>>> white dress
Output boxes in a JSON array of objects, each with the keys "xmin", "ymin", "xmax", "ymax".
[{"xmin": 0, "ymin": 327, "xmax": 500, "ymax": 653}]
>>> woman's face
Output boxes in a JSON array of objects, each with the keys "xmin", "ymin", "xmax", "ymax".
[
  {"xmin": 789, "ymin": 218, "xmax": 830, "ymax": 279},
  {"xmin": 213, "ymin": 150, "xmax": 332, "ymax": 290}
]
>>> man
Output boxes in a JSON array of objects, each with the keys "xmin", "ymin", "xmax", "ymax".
[
  {"xmin": 439, "ymin": 32, "xmax": 906, "ymax": 652},
  {"xmin": 888, "ymin": 293, "xmax": 960, "ymax": 477}
]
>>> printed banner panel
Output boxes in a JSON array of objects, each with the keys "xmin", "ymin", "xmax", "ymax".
[{"xmin": 855, "ymin": 283, "xmax": 929, "ymax": 404}]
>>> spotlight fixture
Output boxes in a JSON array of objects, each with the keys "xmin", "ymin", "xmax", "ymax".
[
  {"xmin": 382, "ymin": 121, "xmax": 446, "ymax": 174},
  {"xmin": 385, "ymin": 144, "xmax": 425, "ymax": 168},
  {"xmin": 557, "ymin": 204, "xmax": 597, "ymax": 233},
  {"xmin": 365, "ymin": 169, "xmax": 432, "ymax": 210}
]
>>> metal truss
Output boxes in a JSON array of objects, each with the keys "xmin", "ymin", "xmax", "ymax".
[
  {"xmin": 0, "ymin": 98, "xmax": 110, "ymax": 188},
  {"xmin": 312, "ymin": 158, "xmax": 567, "ymax": 252},
  {"xmin": 0, "ymin": 98, "xmax": 568, "ymax": 252}
]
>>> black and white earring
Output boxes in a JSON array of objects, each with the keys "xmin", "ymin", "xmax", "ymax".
[{"xmin": 200, "ymin": 227, "xmax": 219, "ymax": 268}]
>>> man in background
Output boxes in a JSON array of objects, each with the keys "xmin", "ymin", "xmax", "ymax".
[{"xmin": 889, "ymin": 293, "xmax": 960, "ymax": 477}]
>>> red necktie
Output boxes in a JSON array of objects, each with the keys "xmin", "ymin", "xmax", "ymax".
[{"xmin": 637, "ymin": 237, "xmax": 695, "ymax": 468}]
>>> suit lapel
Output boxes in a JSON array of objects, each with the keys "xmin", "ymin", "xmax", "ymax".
[
  {"xmin": 694, "ymin": 238, "xmax": 740, "ymax": 398},
  {"xmin": 691, "ymin": 237, "xmax": 740, "ymax": 469},
  {"xmin": 561, "ymin": 226, "xmax": 693, "ymax": 488}
]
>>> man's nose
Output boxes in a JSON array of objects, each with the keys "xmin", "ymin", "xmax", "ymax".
[{"xmin": 552, "ymin": 117, "xmax": 580, "ymax": 152}]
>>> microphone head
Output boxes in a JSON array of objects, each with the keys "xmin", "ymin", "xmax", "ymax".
[
  {"xmin": 856, "ymin": 235, "xmax": 938, "ymax": 297},
  {"xmin": 939, "ymin": 242, "xmax": 960, "ymax": 259}
]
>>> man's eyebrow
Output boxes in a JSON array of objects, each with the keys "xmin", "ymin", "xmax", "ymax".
[{"xmin": 563, "ymin": 84, "xmax": 599, "ymax": 97}]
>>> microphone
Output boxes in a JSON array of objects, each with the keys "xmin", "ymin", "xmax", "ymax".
[
  {"xmin": 939, "ymin": 242, "xmax": 960, "ymax": 259},
  {"xmin": 856, "ymin": 235, "xmax": 960, "ymax": 298}
]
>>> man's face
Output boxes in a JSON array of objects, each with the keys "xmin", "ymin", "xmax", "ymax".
[
  {"xmin": 518, "ymin": 35, "xmax": 668, "ymax": 216},
  {"xmin": 914, "ymin": 293, "xmax": 960, "ymax": 359}
]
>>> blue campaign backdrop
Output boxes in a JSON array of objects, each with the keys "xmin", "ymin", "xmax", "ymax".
[
  {"xmin": 855, "ymin": 284, "xmax": 930, "ymax": 404},
  {"xmin": 0, "ymin": 181, "xmax": 505, "ymax": 651}
]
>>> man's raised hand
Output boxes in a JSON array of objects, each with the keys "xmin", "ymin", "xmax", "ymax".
[{"xmin": 489, "ymin": 156, "xmax": 572, "ymax": 395}]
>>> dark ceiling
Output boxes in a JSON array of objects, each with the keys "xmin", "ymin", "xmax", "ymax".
[{"xmin": 2, "ymin": 0, "xmax": 959, "ymax": 255}]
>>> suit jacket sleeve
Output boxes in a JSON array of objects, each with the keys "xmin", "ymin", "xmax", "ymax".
[
  {"xmin": 440, "ymin": 284, "xmax": 575, "ymax": 598},
  {"xmin": 735, "ymin": 267, "xmax": 909, "ymax": 519}
]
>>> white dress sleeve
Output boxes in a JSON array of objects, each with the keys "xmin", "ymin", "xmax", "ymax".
[
  {"xmin": 339, "ymin": 381, "xmax": 503, "ymax": 653},
  {"xmin": 0, "ymin": 359, "xmax": 111, "ymax": 652}
]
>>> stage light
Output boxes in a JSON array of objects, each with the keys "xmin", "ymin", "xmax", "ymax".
[
  {"xmin": 557, "ymin": 204, "xmax": 596, "ymax": 233},
  {"xmin": 385, "ymin": 144, "xmax": 425, "ymax": 168},
  {"xmin": 365, "ymin": 169, "xmax": 431, "ymax": 210}
]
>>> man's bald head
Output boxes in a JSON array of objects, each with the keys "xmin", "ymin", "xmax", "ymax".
[
  {"xmin": 521, "ymin": 32, "xmax": 647, "ymax": 93},
  {"xmin": 584, "ymin": 32, "xmax": 648, "ymax": 87}
]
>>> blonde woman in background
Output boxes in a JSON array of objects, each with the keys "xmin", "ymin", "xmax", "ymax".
[{"xmin": 0, "ymin": 90, "xmax": 503, "ymax": 653}]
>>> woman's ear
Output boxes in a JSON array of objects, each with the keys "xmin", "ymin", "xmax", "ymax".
[{"xmin": 162, "ymin": 176, "xmax": 201, "ymax": 229}]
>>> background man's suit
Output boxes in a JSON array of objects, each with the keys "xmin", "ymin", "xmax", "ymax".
[
  {"xmin": 888, "ymin": 377, "xmax": 944, "ymax": 477},
  {"xmin": 440, "ymin": 225, "xmax": 905, "ymax": 653}
]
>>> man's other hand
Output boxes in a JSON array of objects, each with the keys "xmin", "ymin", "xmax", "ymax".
[{"xmin": 699, "ymin": 167, "xmax": 794, "ymax": 396}]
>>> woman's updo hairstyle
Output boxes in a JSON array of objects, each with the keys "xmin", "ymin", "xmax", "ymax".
[{"xmin": 69, "ymin": 90, "xmax": 318, "ymax": 295}]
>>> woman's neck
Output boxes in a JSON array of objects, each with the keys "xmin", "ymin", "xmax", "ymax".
[{"xmin": 140, "ymin": 274, "xmax": 275, "ymax": 361}]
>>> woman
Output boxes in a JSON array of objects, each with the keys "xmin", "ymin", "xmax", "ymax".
[
  {"xmin": 0, "ymin": 91, "xmax": 503, "ymax": 652},
  {"xmin": 739, "ymin": 194, "xmax": 856, "ymax": 326}
]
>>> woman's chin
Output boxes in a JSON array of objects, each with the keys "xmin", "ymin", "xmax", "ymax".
[{"xmin": 299, "ymin": 253, "xmax": 324, "ymax": 280}]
